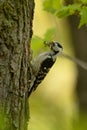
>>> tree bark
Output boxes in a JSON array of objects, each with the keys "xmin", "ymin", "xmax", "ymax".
[
  {"xmin": 0, "ymin": 0, "xmax": 34, "ymax": 130},
  {"xmin": 64, "ymin": 0, "xmax": 87, "ymax": 111},
  {"xmin": 68, "ymin": 16, "xmax": 87, "ymax": 111}
]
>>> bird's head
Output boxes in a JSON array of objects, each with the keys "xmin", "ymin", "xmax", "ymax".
[{"xmin": 44, "ymin": 41, "xmax": 63, "ymax": 54}]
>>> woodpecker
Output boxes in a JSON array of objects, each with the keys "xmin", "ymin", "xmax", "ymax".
[
  {"xmin": 28, "ymin": 41, "xmax": 63, "ymax": 96},
  {"xmin": 28, "ymin": 41, "xmax": 87, "ymax": 97}
]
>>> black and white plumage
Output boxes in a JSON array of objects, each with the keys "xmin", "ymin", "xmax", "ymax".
[
  {"xmin": 28, "ymin": 41, "xmax": 63, "ymax": 96},
  {"xmin": 28, "ymin": 41, "xmax": 87, "ymax": 97}
]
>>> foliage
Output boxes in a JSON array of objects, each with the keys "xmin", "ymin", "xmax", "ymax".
[
  {"xmin": 31, "ymin": 28, "xmax": 56, "ymax": 55},
  {"xmin": 43, "ymin": 0, "xmax": 87, "ymax": 28}
]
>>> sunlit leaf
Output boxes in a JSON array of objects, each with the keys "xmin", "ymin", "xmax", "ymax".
[
  {"xmin": 43, "ymin": 0, "xmax": 62, "ymax": 13},
  {"xmin": 79, "ymin": 6, "xmax": 87, "ymax": 27},
  {"xmin": 56, "ymin": 6, "xmax": 70, "ymax": 18},
  {"xmin": 56, "ymin": 4, "xmax": 80, "ymax": 18},
  {"xmin": 31, "ymin": 36, "xmax": 44, "ymax": 55},
  {"xmin": 31, "ymin": 28, "xmax": 56, "ymax": 55},
  {"xmin": 44, "ymin": 28, "xmax": 56, "ymax": 41}
]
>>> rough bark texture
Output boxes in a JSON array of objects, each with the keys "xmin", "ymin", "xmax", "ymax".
[{"xmin": 0, "ymin": 0, "xmax": 34, "ymax": 130}]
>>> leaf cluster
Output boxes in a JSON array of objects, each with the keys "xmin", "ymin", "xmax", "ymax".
[
  {"xmin": 43, "ymin": 0, "xmax": 87, "ymax": 28},
  {"xmin": 31, "ymin": 28, "xmax": 56, "ymax": 55}
]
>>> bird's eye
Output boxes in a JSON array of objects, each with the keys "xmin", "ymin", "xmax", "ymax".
[
  {"xmin": 52, "ymin": 42, "xmax": 62, "ymax": 48},
  {"xmin": 57, "ymin": 43, "xmax": 62, "ymax": 48}
]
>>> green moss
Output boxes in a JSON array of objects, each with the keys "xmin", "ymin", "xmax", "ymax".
[{"xmin": 0, "ymin": 107, "xmax": 11, "ymax": 130}]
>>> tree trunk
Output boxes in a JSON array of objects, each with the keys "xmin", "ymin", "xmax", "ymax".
[
  {"xmin": 68, "ymin": 15, "xmax": 87, "ymax": 111},
  {"xmin": 0, "ymin": 0, "xmax": 34, "ymax": 130},
  {"xmin": 64, "ymin": 0, "xmax": 87, "ymax": 113}
]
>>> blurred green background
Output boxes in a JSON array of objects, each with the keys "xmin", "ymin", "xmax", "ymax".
[{"xmin": 28, "ymin": 0, "xmax": 87, "ymax": 130}]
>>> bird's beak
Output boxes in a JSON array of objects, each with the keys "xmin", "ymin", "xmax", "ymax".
[{"xmin": 44, "ymin": 41, "xmax": 52, "ymax": 47}]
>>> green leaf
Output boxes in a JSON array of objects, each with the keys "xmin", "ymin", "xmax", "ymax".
[
  {"xmin": 31, "ymin": 28, "xmax": 56, "ymax": 55},
  {"xmin": 31, "ymin": 36, "xmax": 44, "ymax": 55},
  {"xmin": 43, "ymin": 0, "xmax": 62, "ymax": 14},
  {"xmin": 44, "ymin": 28, "xmax": 56, "ymax": 41},
  {"xmin": 56, "ymin": 6, "xmax": 70, "ymax": 18},
  {"xmin": 79, "ymin": 6, "xmax": 87, "ymax": 27},
  {"xmin": 56, "ymin": 4, "xmax": 81, "ymax": 18}
]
